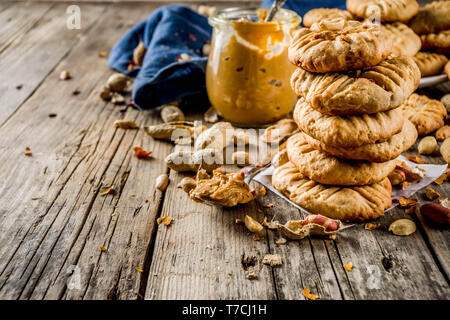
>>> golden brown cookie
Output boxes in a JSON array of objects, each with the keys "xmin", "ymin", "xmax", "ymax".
[
  {"xmin": 409, "ymin": 1, "xmax": 450, "ymax": 35},
  {"xmin": 303, "ymin": 8, "xmax": 353, "ymax": 27},
  {"xmin": 303, "ymin": 120, "xmax": 417, "ymax": 163},
  {"xmin": 286, "ymin": 133, "xmax": 397, "ymax": 186},
  {"xmin": 347, "ymin": 0, "xmax": 419, "ymax": 22},
  {"xmin": 293, "ymin": 98, "xmax": 404, "ymax": 147},
  {"xmin": 446, "ymin": 61, "xmax": 450, "ymax": 79},
  {"xmin": 272, "ymin": 161, "xmax": 392, "ymax": 221},
  {"xmin": 291, "ymin": 56, "xmax": 420, "ymax": 115},
  {"xmin": 413, "ymin": 52, "xmax": 448, "ymax": 77},
  {"xmin": 400, "ymin": 93, "xmax": 447, "ymax": 135},
  {"xmin": 382, "ymin": 23, "xmax": 421, "ymax": 57},
  {"xmin": 288, "ymin": 21, "xmax": 392, "ymax": 72},
  {"xmin": 421, "ymin": 30, "xmax": 450, "ymax": 54}
]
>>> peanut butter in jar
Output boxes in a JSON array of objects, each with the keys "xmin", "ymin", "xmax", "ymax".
[{"xmin": 206, "ymin": 8, "xmax": 301, "ymax": 126}]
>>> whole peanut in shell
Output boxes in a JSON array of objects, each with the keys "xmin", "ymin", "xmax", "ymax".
[{"xmin": 161, "ymin": 105, "xmax": 184, "ymax": 123}]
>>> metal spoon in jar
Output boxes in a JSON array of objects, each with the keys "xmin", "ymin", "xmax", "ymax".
[{"xmin": 264, "ymin": 0, "xmax": 287, "ymax": 22}]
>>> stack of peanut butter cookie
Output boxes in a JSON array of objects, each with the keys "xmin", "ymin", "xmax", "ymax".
[
  {"xmin": 273, "ymin": 18, "xmax": 421, "ymax": 222},
  {"xmin": 409, "ymin": 1, "xmax": 450, "ymax": 77}
]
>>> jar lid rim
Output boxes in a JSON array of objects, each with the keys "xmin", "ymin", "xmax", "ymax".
[{"xmin": 209, "ymin": 7, "xmax": 301, "ymax": 27}]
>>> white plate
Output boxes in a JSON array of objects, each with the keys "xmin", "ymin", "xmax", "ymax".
[{"xmin": 419, "ymin": 73, "xmax": 449, "ymax": 90}]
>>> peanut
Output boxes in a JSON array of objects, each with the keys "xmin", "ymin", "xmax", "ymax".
[
  {"xmin": 161, "ymin": 105, "xmax": 184, "ymax": 123},
  {"xmin": 441, "ymin": 94, "xmax": 450, "ymax": 113},
  {"xmin": 440, "ymin": 137, "xmax": 450, "ymax": 163},
  {"xmin": 232, "ymin": 151, "xmax": 250, "ymax": 167},
  {"xmin": 420, "ymin": 203, "xmax": 450, "ymax": 225},
  {"xmin": 388, "ymin": 219, "xmax": 416, "ymax": 236},
  {"xmin": 302, "ymin": 215, "xmax": 339, "ymax": 232},
  {"xmin": 107, "ymin": 73, "xmax": 129, "ymax": 92},
  {"xmin": 178, "ymin": 177, "xmax": 197, "ymax": 193},
  {"xmin": 244, "ymin": 215, "xmax": 263, "ymax": 233},
  {"xmin": 418, "ymin": 136, "xmax": 437, "ymax": 154},
  {"xmin": 165, "ymin": 149, "xmax": 221, "ymax": 172},
  {"xmin": 204, "ymin": 106, "xmax": 219, "ymax": 123},
  {"xmin": 144, "ymin": 122, "xmax": 193, "ymax": 140},
  {"xmin": 59, "ymin": 70, "xmax": 71, "ymax": 80},
  {"xmin": 113, "ymin": 120, "xmax": 138, "ymax": 129},
  {"xmin": 99, "ymin": 86, "xmax": 111, "ymax": 101},
  {"xmin": 133, "ymin": 41, "xmax": 146, "ymax": 66},
  {"xmin": 387, "ymin": 169, "xmax": 406, "ymax": 186},
  {"xmin": 155, "ymin": 174, "xmax": 169, "ymax": 191},
  {"xmin": 435, "ymin": 125, "xmax": 450, "ymax": 141},
  {"xmin": 194, "ymin": 122, "xmax": 234, "ymax": 151}
]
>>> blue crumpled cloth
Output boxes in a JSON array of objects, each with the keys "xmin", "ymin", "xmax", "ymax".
[{"xmin": 107, "ymin": 1, "xmax": 346, "ymax": 110}]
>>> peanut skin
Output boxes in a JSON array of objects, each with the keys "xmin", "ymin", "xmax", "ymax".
[
  {"xmin": 303, "ymin": 215, "xmax": 339, "ymax": 232},
  {"xmin": 387, "ymin": 169, "xmax": 406, "ymax": 186},
  {"xmin": 420, "ymin": 203, "xmax": 450, "ymax": 225}
]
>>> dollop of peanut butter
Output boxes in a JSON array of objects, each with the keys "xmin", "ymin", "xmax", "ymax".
[{"xmin": 190, "ymin": 168, "xmax": 256, "ymax": 207}]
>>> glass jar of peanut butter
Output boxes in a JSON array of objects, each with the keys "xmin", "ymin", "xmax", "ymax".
[{"xmin": 206, "ymin": 8, "xmax": 301, "ymax": 126}]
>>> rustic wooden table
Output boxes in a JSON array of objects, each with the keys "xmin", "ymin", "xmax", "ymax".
[{"xmin": 0, "ymin": 1, "xmax": 449, "ymax": 300}]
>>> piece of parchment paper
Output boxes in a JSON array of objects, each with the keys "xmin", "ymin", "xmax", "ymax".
[{"xmin": 253, "ymin": 156, "xmax": 447, "ymax": 225}]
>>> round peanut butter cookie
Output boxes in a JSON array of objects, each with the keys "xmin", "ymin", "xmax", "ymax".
[
  {"xmin": 303, "ymin": 8, "xmax": 353, "ymax": 27},
  {"xmin": 293, "ymin": 98, "xmax": 405, "ymax": 147},
  {"xmin": 272, "ymin": 161, "xmax": 392, "ymax": 221},
  {"xmin": 446, "ymin": 61, "xmax": 450, "ymax": 79},
  {"xmin": 382, "ymin": 23, "xmax": 421, "ymax": 57},
  {"xmin": 288, "ymin": 21, "xmax": 392, "ymax": 73},
  {"xmin": 286, "ymin": 133, "xmax": 397, "ymax": 186},
  {"xmin": 413, "ymin": 52, "xmax": 448, "ymax": 77},
  {"xmin": 347, "ymin": 0, "xmax": 419, "ymax": 22},
  {"xmin": 400, "ymin": 93, "xmax": 448, "ymax": 136},
  {"xmin": 421, "ymin": 30, "xmax": 450, "ymax": 54},
  {"xmin": 291, "ymin": 56, "xmax": 420, "ymax": 115},
  {"xmin": 409, "ymin": 1, "xmax": 450, "ymax": 35},
  {"xmin": 303, "ymin": 120, "xmax": 417, "ymax": 163}
]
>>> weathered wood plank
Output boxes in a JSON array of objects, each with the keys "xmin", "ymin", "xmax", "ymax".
[
  {"xmin": 145, "ymin": 171, "xmax": 278, "ymax": 300},
  {"xmin": 0, "ymin": 3, "xmax": 105, "ymax": 127},
  {"xmin": 0, "ymin": 0, "xmax": 448, "ymax": 300},
  {"xmin": 262, "ymin": 192, "xmax": 352, "ymax": 300},
  {"xmin": 404, "ymin": 143, "xmax": 450, "ymax": 282},
  {"xmin": 261, "ymin": 139, "xmax": 449, "ymax": 300},
  {"xmin": 0, "ymin": 2, "xmax": 172, "ymax": 300},
  {"xmin": 0, "ymin": 1, "xmax": 52, "ymax": 54}
]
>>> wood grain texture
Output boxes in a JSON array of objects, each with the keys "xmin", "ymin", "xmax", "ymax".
[
  {"xmin": 0, "ymin": 1, "xmax": 448, "ymax": 300},
  {"xmin": 0, "ymin": 2, "xmax": 171, "ymax": 300},
  {"xmin": 0, "ymin": 3, "xmax": 106, "ymax": 127},
  {"xmin": 0, "ymin": 2, "xmax": 52, "ymax": 54}
]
